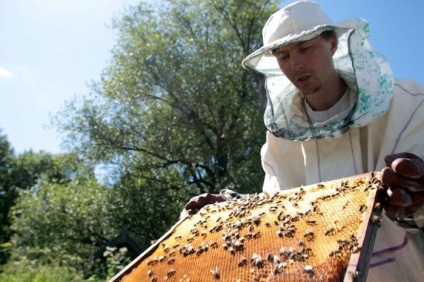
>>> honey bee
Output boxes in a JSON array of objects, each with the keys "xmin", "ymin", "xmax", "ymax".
[
  {"xmin": 246, "ymin": 231, "xmax": 260, "ymax": 239},
  {"xmin": 329, "ymin": 249, "xmax": 342, "ymax": 257},
  {"xmin": 325, "ymin": 227, "xmax": 335, "ymax": 236},
  {"xmin": 266, "ymin": 253, "xmax": 274, "ymax": 262},
  {"xmin": 274, "ymin": 262, "xmax": 287, "ymax": 274},
  {"xmin": 196, "ymin": 246, "xmax": 206, "ymax": 256},
  {"xmin": 162, "ymin": 243, "xmax": 169, "ymax": 252},
  {"xmin": 167, "ymin": 269, "xmax": 176, "ymax": 278},
  {"xmin": 269, "ymin": 205, "xmax": 278, "ymax": 212},
  {"xmin": 304, "ymin": 265, "xmax": 314, "ymax": 274},
  {"xmin": 372, "ymin": 215, "xmax": 381, "ymax": 223},
  {"xmin": 304, "ymin": 228, "xmax": 315, "ymax": 239},
  {"xmin": 238, "ymin": 257, "xmax": 247, "ymax": 267},
  {"xmin": 210, "ymin": 266, "xmax": 220, "ymax": 279},
  {"xmin": 250, "ymin": 253, "xmax": 264, "ymax": 267},
  {"xmin": 337, "ymin": 239, "xmax": 349, "ymax": 246},
  {"xmin": 306, "ymin": 220, "xmax": 316, "ymax": 225},
  {"xmin": 147, "ymin": 257, "xmax": 158, "ymax": 265},
  {"xmin": 234, "ymin": 239, "xmax": 244, "ymax": 249},
  {"xmin": 234, "ymin": 220, "xmax": 243, "ymax": 229},
  {"xmin": 200, "ymin": 242, "xmax": 208, "ymax": 251},
  {"xmin": 210, "ymin": 241, "xmax": 218, "ymax": 248},
  {"xmin": 252, "ymin": 216, "xmax": 261, "ymax": 225}
]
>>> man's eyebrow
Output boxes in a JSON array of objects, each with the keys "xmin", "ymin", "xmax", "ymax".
[
  {"xmin": 272, "ymin": 48, "xmax": 286, "ymax": 54},
  {"xmin": 296, "ymin": 40, "xmax": 311, "ymax": 47},
  {"xmin": 271, "ymin": 39, "xmax": 314, "ymax": 54}
]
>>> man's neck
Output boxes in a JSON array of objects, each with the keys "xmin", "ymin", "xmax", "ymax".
[{"xmin": 305, "ymin": 76, "xmax": 347, "ymax": 111}]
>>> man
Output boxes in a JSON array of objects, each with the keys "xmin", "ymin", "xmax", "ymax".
[{"xmin": 182, "ymin": 1, "xmax": 424, "ymax": 280}]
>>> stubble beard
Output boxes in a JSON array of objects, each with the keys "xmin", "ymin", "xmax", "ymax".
[{"xmin": 295, "ymin": 79, "xmax": 321, "ymax": 97}]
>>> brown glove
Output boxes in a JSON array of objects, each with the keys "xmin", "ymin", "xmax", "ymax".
[{"xmin": 379, "ymin": 152, "xmax": 424, "ymax": 220}]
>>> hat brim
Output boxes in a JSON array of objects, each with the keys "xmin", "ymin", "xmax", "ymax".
[{"xmin": 242, "ymin": 24, "xmax": 349, "ymax": 71}]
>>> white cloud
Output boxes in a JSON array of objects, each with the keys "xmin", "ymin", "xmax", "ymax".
[{"xmin": 0, "ymin": 67, "xmax": 11, "ymax": 78}]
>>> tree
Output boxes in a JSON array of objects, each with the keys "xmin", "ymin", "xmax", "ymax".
[
  {"xmin": 1, "ymin": 145, "xmax": 85, "ymax": 262},
  {"xmin": 9, "ymin": 152, "xmax": 122, "ymax": 278},
  {"xmin": 10, "ymin": 175, "xmax": 117, "ymax": 263},
  {"xmin": 0, "ymin": 130, "xmax": 15, "ymax": 264},
  {"xmin": 54, "ymin": 0, "xmax": 280, "ymax": 246}
]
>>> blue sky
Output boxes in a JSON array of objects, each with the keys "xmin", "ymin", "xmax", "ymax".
[{"xmin": 1, "ymin": 0, "xmax": 423, "ymax": 155}]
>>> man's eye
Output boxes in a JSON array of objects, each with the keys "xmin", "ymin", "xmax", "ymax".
[{"xmin": 274, "ymin": 52, "xmax": 288, "ymax": 60}]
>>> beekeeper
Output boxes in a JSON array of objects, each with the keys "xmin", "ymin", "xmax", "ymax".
[{"xmin": 182, "ymin": 1, "xmax": 424, "ymax": 280}]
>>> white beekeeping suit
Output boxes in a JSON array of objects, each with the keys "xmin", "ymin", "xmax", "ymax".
[{"xmin": 242, "ymin": 1, "xmax": 424, "ymax": 280}]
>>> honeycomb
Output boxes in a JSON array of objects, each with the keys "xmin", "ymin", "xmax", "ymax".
[{"xmin": 115, "ymin": 173, "xmax": 383, "ymax": 282}]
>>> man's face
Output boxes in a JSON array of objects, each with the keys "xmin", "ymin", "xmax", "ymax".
[{"xmin": 272, "ymin": 35, "xmax": 338, "ymax": 96}]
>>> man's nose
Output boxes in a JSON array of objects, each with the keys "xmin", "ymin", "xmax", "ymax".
[{"xmin": 290, "ymin": 54, "xmax": 305, "ymax": 71}]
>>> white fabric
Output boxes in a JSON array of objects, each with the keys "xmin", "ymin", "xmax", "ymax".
[
  {"xmin": 243, "ymin": 18, "xmax": 394, "ymax": 141},
  {"xmin": 261, "ymin": 79, "xmax": 424, "ymax": 281},
  {"xmin": 262, "ymin": 1, "xmax": 333, "ymax": 50},
  {"xmin": 304, "ymin": 89, "xmax": 351, "ymax": 123}
]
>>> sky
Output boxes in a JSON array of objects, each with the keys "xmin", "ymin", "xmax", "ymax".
[{"xmin": 1, "ymin": 0, "xmax": 423, "ymax": 155}]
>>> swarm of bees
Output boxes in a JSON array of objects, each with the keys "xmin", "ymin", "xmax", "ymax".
[{"xmin": 118, "ymin": 173, "xmax": 383, "ymax": 282}]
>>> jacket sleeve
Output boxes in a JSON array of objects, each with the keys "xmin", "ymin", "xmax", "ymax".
[
  {"xmin": 261, "ymin": 134, "xmax": 283, "ymax": 194},
  {"xmin": 382, "ymin": 79, "xmax": 424, "ymax": 233},
  {"xmin": 386, "ymin": 208, "xmax": 424, "ymax": 234}
]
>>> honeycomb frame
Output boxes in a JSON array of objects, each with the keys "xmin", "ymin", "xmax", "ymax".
[{"xmin": 111, "ymin": 172, "xmax": 383, "ymax": 282}]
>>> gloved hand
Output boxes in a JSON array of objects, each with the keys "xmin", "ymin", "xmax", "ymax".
[
  {"xmin": 379, "ymin": 152, "xmax": 424, "ymax": 220},
  {"xmin": 179, "ymin": 193, "xmax": 228, "ymax": 220}
]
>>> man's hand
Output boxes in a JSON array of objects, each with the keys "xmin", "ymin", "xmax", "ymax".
[
  {"xmin": 179, "ymin": 193, "xmax": 227, "ymax": 220},
  {"xmin": 379, "ymin": 152, "xmax": 424, "ymax": 220}
]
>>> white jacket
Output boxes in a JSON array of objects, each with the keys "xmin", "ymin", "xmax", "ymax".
[{"xmin": 261, "ymin": 79, "xmax": 424, "ymax": 281}]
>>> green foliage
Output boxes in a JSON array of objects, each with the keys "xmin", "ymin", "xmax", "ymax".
[
  {"xmin": 0, "ymin": 254, "xmax": 88, "ymax": 282},
  {"xmin": 100, "ymin": 246, "xmax": 132, "ymax": 280},
  {"xmin": 0, "ymin": 132, "xmax": 132, "ymax": 277},
  {"xmin": 12, "ymin": 150, "xmax": 84, "ymax": 188},
  {"xmin": 2, "ymin": 0, "xmax": 282, "ymax": 278},
  {"xmin": 10, "ymin": 176, "xmax": 118, "ymax": 263},
  {"xmin": 0, "ymin": 131, "xmax": 85, "ymax": 264},
  {"xmin": 0, "ymin": 130, "xmax": 15, "ymax": 264},
  {"xmin": 1, "ymin": 148, "xmax": 98, "ymax": 263},
  {"xmin": 8, "ymin": 165, "xmax": 129, "ymax": 279},
  {"xmin": 54, "ymin": 0, "xmax": 280, "ymax": 248}
]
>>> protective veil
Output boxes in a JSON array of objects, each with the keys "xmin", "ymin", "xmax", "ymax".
[{"xmin": 242, "ymin": 2, "xmax": 394, "ymax": 141}]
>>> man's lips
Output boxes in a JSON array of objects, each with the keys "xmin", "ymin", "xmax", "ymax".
[{"xmin": 296, "ymin": 74, "xmax": 311, "ymax": 85}]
